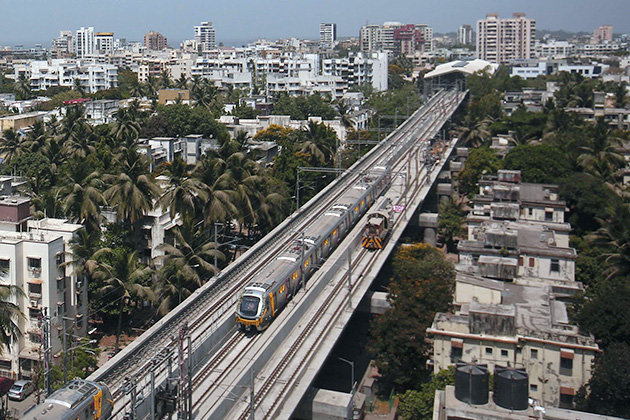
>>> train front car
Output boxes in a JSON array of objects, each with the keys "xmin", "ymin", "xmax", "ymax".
[
  {"xmin": 236, "ymin": 286, "xmax": 268, "ymax": 331},
  {"xmin": 361, "ymin": 211, "xmax": 391, "ymax": 249}
]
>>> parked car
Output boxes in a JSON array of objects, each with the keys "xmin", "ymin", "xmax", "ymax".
[{"xmin": 8, "ymin": 380, "xmax": 34, "ymax": 401}]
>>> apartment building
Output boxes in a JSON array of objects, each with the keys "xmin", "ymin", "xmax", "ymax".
[
  {"xmin": 458, "ymin": 24, "xmax": 474, "ymax": 46},
  {"xmin": 593, "ymin": 25, "xmax": 613, "ymax": 43},
  {"xmin": 194, "ymin": 22, "xmax": 216, "ymax": 51},
  {"xmin": 319, "ymin": 23, "xmax": 337, "ymax": 50},
  {"xmin": 50, "ymin": 31, "xmax": 74, "ymax": 59},
  {"xmin": 321, "ymin": 51, "xmax": 388, "ymax": 91},
  {"xmin": 94, "ymin": 32, "xmax": 114, "ymax": 55},
  {"xmin": 476, "ymin": 13, "xmax": 536, "ymax": 64},
  {"xmin": 359, "ymin": 22, "xmax": 433, "ymax": 54},
  {"xmin": 509, "ymin": 59, "xmax": 609, "ymax": 79},
  {"xmin": 428, "ymin": 274, "xmax": 598, "ymax": 409},
  {"xmin": 13, "ymin": 60, "xmax": 118, "ymax": 93},
  {"xmin": 144, "ymin": 31, "xmax": 168, "ymax": 51},
  {"xmin": 75, "ymin": 27, "xmax": 95, "ymax": 58},
  {"xmin": 536, "ymin": 41, "xmax": 576, "ymax": 58}
]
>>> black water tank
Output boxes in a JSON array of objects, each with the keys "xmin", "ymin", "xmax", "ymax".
[
  {"xmin": 454, "ymin": 362, "xmax": 489, "ymax": 405},
  {"xmin": 493, "ymin": 366, "xmax": 529, "ymax": 410}
]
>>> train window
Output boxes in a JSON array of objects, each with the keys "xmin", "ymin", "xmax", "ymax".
[
  {"xmin": 324, "ymin": 238, "xmax": 329, "ymax": 246},
  {"xmin": 354, "ymin": 206, "xmax": 359, "ymax": 212},
  {"xmin": 279, "ymin": 285, "xmax": 285, "ymax": 294},
  {"xmin": 333, "ymin": 229, "xmax": 337, "ymax": 236},
  {"xmin": 361, "ymin": 199, "xmax": 365, "ymax": 206},
  {"xmin": 304, "ymin": 259, "xmax": 310, "ymax": 269},
  {"xmin": 292, "ymin": 271, "xmax": 298, "ymax": 280}
]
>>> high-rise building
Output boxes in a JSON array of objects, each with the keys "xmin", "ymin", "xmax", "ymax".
[
  {"xmin": 476, "ymin": 13, "xmax": 536, "ymax": 64},
  {"xmin": 458, "ymin": 24, "xmax": 474, "ymax": 45},
  {"xmin": 194, "ymin": 22, "xmax": 216, "ymax": 51},
  {"xmin": 75, "ymin": 27, "xmax": 94, "ymax": 58},
  {"xmin": 319, "ymin": 23, "xmax": 337, "ymax": 50},
  {"xmin": 94, "ymin": 32, "xmax": 114, "ymax": 55},
  {"xmin": 359, "ymin": 24, "xmax": 382, "ymax": 52},
  {"xmin": 144, "ymin": 30, "xmax": 168, "ymax": 51},
  {"xmin": 593, "ymin": 25, "xmax": 613, "ymax": 43},
  {"xmin": 51, "ymin": 30, "xmax": 74, "ymax": 59}
]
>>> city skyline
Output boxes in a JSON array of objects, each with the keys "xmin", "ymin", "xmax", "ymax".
[{"xmin": 0, "ymin": 0, "xmax": 628, "ymax": 46}]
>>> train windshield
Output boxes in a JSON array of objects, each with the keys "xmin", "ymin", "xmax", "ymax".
[{"xmin": 239, "ymin": 295, "xmax": 260, "ymax": 318}]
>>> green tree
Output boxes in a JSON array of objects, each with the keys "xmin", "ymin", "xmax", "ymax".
[
  {"xmin": 438, "ymin": 196, "xmax": 465, "ymax": 252},
  {"xmin": 589, "ymin": 203, "xmax": 630, "ymax": 281},
  {"xmin": 575, "ymin": 343, "xmax": 630, "ymax": 418},
  {"xmin": 503, "ymin": 144, "xmax": 571, "ymax": 184},
  {"xmin": 457, "ymin": 148, "xmax": 502, "ymax": 196},
  {"xmin": 0, "ymin": 285, "xmax": 23, "ymax": 351},
  {"xmin": 398, "ymin": 367, "xmax": 455, "ymax": 420},
  {"xmin": 369, "ymin": 244, "xmax": 454, "ymax": 390},
  {"xmin": 158, "ymin": 158, "xmax": 208, "ymax": 220},
  {"xmin": 92, "ymin": 248, "xmax": 154, "ymax": 351}
]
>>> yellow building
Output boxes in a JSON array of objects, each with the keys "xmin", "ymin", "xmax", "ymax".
[
  {"xmin": 158, "ymin": 89, "xmax": 191, "ymax": 105},
  {"xmin": 0, "ymin": 111, "xmax": 47, "ymax": 131}
]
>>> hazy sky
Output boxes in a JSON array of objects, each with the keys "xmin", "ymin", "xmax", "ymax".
[{"xmin": 1, "ymin": 0, "xmax": 628, "ymax": 46}]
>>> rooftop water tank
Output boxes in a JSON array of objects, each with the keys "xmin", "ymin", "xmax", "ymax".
[
  {"xmin": 454, "ymin": 362, "xmax": 489, "ymax": 405},
  {"xmin": 493, "ymin": 366, "xmax": 528, "ymax": 410}
]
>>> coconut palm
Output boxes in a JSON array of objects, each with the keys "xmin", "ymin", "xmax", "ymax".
[
  {"xmin": 159, "ymin": 69, "xmax": 172, "ymax": 89},
  {"xmin": 112, "ymin": 107, "xmax": 141, "ymax": 143},
  {"xmin": 61, "ymin": 228, "xmax": 100, "ymax": 287},
  {"xmin": 60, "ymin": 106, "xmax": 86, "ymax": 142},
  {"xmin": 158, "ymin": 158, "xmax": 208, "ymax": 220},
  {"xmin": 156, "ymin": 219, "xmax": 224, "ymax": 313},
  {"xmin": 589, "ymin": 204, "xmax": 630, "ymax": 281},
  {"xmin": 144, "ymin": 75, "xmax": 159, "ymax": 100},
  {"xmin": 61, "ymin": 164, "xmax": 105, "ymax": 232},
  {"xmin": 40, "ymin": 136, "xmax": 66, "ymax": 186},
  {"xmin": 577, "ymin": 120, "xmax": 625, "ymax": 185},
  {"xmin": 0, "ymin": 129, "xmax": 27, "ymax": 166},
  {"xmin": 0, "ymin": 285, "xmax": 23, "ymax": 351},
  {"xmin": 25, "ymin": 120, "xmax": 47, "ymax": 153},
  {"xmin": 72, "ymin": 78, "xmax": 86, "ymax": 96},
  {"xmin": 175, "ymin": 74, "xmax": 188, "ymax": 89},
  {"xmin": 193, "ymin": 156, "xmax": 237, "ymax": 224},
  {"xmin": 104, "ymin": 149, "xmax": 161, "ymax": 225},
  {"xmin": 92, "ymin": 248, "xmax": 154, "ymax": 351},
  {"xmin": 64, "ymin": 122, "xmax": 96, "ymax": 159},
  {"xmin": 13, "ymin": 74, "xmax": 31, "ymax": 100}
]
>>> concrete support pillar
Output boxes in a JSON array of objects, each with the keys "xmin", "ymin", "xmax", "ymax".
[
  {"xmin": 418, "ymin": 213, "xmax": 439, "ymax": 247},
  {"xmin": 437, "ymin": 183, "xmax": 452, "ymax": 205}
]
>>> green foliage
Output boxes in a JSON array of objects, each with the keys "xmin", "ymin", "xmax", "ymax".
[
  {"xmin": 559, "ymin": 173, "xmax": 621, "ymax": 235},
  {"xmin": 271, "ymin": 93, "xmax": 337, "ymax": 120},
  {"xmin": 438, "ymin": 196, "xmax": 465, "ymax": 252},
  {"xmin": 503, "ymin": 144, "xmax": 571, "ymax": 183},
  {"xmin": 575, "ymin": 342, "xmax": 630, "ymax": 418},
  {"xmin": 466, "ymin": 67, "xmax": 523, "ymax": 98},
  {"xmin": 397, "ymin": 367, "xmax": 455, "ymax": 420},
  {"xmin": 457, "ymin": 148, "xmax": 501, "ymax": 196},
  {"xmin": 369, "ymin": 244, "xmax": 454, "ymax": 391},
  {"xmin": 576, "ymin": 279, "xmax": 630, "ymax": 349},
  {"xmin": 141, "ymin": 104, "xmax": 229, "ymax": 142}
]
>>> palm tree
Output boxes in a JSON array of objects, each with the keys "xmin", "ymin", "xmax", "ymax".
[
  {"xmin": 144, "ymin": 75, "xmax": 159, "ymax": 100},
  {"xmin": 92, "ymin": 248, "xmax": 154, "ymax": 351},
  {"xmin": 156, "ymin": 220, "xmax": 224, "ymax": 314},
  {"xmin": 158, "ymin": 158, "xmax": 208, "ymax": 220},
  {"xmin": 111, "ymin": 107, "xmax": 140, "ymax": 143},
  {"xmin": 64, "ymin": 122, "xmax": 96, "ymax": 159},
  {"xmin": 461, "ymin": 117, "xmax": 493, "ymax": 148},
  {"xmin": 0, "ymin": 285, "xmax": 23, "ymax": 352},
  {"xmin": 25, "ymin": 120, "xmax": 47, "ymax": 153},
  {"xmin": 577, "ymin": 119, "xmax": 625, "ymax": 185},
  {"xmin": 13, "ymin": 74, "xmax": 31, "ymax": 100},
  {"xmin": 60, "ymin": 106, "xmax": 86, "ymax": 142},
  {"xmin": 193, "ymin": 156, "xmax": 237, "ymax": 224},
  {"xmin": 234, "ymin": 131, "xmax": 251, "ymax": 148},
  {"xmin": 61, "ymin": 165, "xmax": 106, "ymax": 232},
  {"xmin": 175, "ymin": 74, "xmax": 188, "ymax": 89},
  {"xmin": 72, "ymin": 78, "xmax": 86, "ymax": 96},
  {"xmin": 0, "ymin": 129, "xmax": 27, "ymax": 166},
  {"xmin": 159, "ymin": 69, "xmax": 172, "ymax": 89},
  {"xmin": 104, "ymin": 149, "xmax": 161, "ymax": 225},
  {"xmin": 61, "ymin": 228, "xmax": 100, "ymax": 289},
  {"xmin": 589, "ymin": 204, "xmax": 630, "ymax": 281},
  {"xmin": 40, "ymin": 136, "xmax": 66, "ymax": 186},
  {"xmin": 46, "ymin": 114, "xmax": 60, "ymax": 136}
]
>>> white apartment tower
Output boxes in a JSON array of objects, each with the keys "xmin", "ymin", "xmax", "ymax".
[
  {"xmin": 75, "ymin": 27, "xmax": 95, "ymax": 58},
  {"xmin": 194, "ymin": 22, "xmax": 216, "ymax": 51},
  {"xmin": 319, "ymin": 23, "xmax": 337, "ymax": 50},
  {"xmin": 94, "ymin": 32, "xmax": 114, "ymax": 55},
  {"xmin": 458, "ymin": 24, "xmax": 474, "ymax": 45},
  {"xmin": 360, "ymin": 24, "xmax": 382, "ymax": 52},
  {"xmin": 51, "ymin": 31, "xmax": 74, "ymax": 59},
  {"xmin": 476, "ymin": 13, "xmax": 536, "ymax": 64}
]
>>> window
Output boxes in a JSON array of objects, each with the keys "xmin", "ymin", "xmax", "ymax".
[
  {"xmin": 560, "ymin": 356, "xmax": 573, "ymax": 371},
  {"xmin": 0, "ymin": 259, "xmax": 8, "ymax": 277},
  {"xmin": 530, "ymin": 384, "xmax": 538, "ymax": 392},
  {"xmin": 545, "ymin": 211, "xmax": 553, "ymax": 221},
  {"xmin": 29, "ymin": 333, "xmax": 41, "ymax": 344},
  {"xmin": 528, "ymin": 208, "xmax": 533, "ymax": 216},
  {"xmin": 485, "ymin": 347, "xmax": 493, "ymax": 355},
  {"xmin": 529, "ymin": 258, "xmax": 535, "ymax": 268},
  {"xmin": 550, "ymin": 259, "xmax": 560, "ymax": 273},
  {"xmin": 27, "ymin": 257, "xmax": 41, "ymax": 271},
  {"xmin": 450, "ymin": 339, "xmax": 463, "ymax": 363},
  {"xmin": 531, "ymin": 349, "xmax": 538, "ymax": 359},
  {"xmin": 501, "ymin": 349, "xmax": 508, "ymax": 357},
  {"xmin": 559, "ymin": 387, "xmax": 575, "ymax": 408},
  {"xmin": 55, "ymin": 252, "xmax": 65, "ymax": 267},
  {"xmin": 28, "ymin": 283, "xmax": 42, "ymax": 296},
  {"xmin": 518, "ymin": 256, "xmax": 524, "ymax": 266},
  {"xmin": 560, "ymin": 349, "xmax": 574, "ymax": 375},
  {"xmin": 28, "ymin": 307, "xmax": 41, "ymax": 320}
]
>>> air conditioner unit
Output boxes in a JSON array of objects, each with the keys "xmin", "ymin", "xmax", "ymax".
[{"xmin": 30, "ymin": 300, "xmax": 38, "ymax": 308}]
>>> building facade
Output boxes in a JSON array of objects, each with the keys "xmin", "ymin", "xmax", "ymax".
[
  {"xmin": 94, "ymin": 32, "xmax": 114, "ymax": 55},
  {"xmin": 51, "ymin": 31, "xmax": 74, "ymax": 59},
  {"xmin": 476, "ymin": 13, "xmax": 536, "ymax": 64},
  {"xmin": 13, "ymin": 60, "xmax": 118, "ymax": 93},
  {"xmin": 75, "ymin": 27, "xmax": 94, "ymax": 58},
  {"xmin": 593, "ymin": 25, "xmax": 613, "ymax": 43},
  {"xmin": 194, "ymin": 22, "xmax": 216, "ymax": 51},
  {"xmin": 319, "ymin": 23, "xmax": 337, "ymax": 50},
  {"xmin": 458, "ymin": 24, "xmax": 474, "ymax": 46},
  {"xmin": 144, "ymin": 31, "xmax": 168, "ymax": 51}
]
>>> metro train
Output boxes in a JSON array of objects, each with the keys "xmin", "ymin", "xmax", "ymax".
[
  {"xmin": 23, "ymin": 379, "xmax": 113, "ymax": 420},
  {"xmin": 361, "ymin": 207, "xmax": 393, "ymax": 250},
  {"xmin": 235, "ymin": 166, "xmax": 391, "ymax": 331}
]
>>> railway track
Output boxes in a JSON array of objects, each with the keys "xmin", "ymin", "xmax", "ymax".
[{"xmin": 92, "ymin": 89, "xmax": 460, "ymax": 418}]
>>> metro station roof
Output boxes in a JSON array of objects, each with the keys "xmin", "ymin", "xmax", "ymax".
[{"xmin": 424, "ymin": 59, "xmax": 498, "ymax": 79}]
